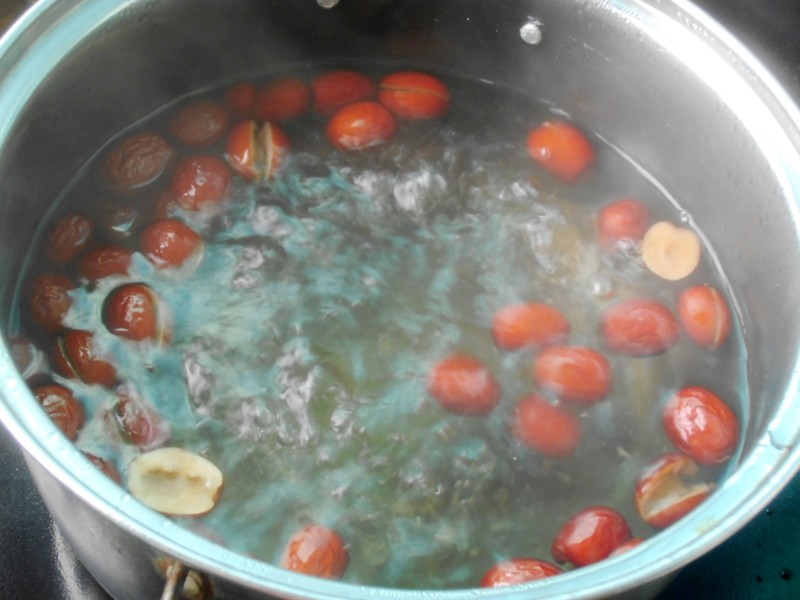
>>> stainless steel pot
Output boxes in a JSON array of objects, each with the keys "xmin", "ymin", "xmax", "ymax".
[{"xmin": 2, "ymin": 1, "xmax": 800, "ymax": 598}]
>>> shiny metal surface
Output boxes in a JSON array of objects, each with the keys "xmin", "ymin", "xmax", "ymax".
[{"xmin": 1, "ymin": 1, "xmax": 800, "ymax": 599}]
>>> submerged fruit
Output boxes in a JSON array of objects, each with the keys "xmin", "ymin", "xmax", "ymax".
[
  {"xmin": 428, "ymin": 354, "xmax": 500, "ymax": 415},
  {"xmin": 597, "ymin": 198, "xmax": 651, "ymax": 248},
  {"xmin": 601, "ymin": 299, "xmax": 680, "ymax": 356},
  {"xmin": 103, "ymin": 132, "xmax": 174, "ymax": 192},
  {"xmin": 677, "ymin": 284, "xmax": 731, "ymax": 350},
  {"xmin": 139, "ymin": 219, "xmax": 204, "ymax": 269},
  {"xmin": 312, "ymin": 69, "xmax": 376, "ymax": 116},
  {"xmin": 532, "ymin": 346, "xmax": 612, "ymax": 406},
  {"xmin": 27, "ymin": 273, "xmax": 76, "ymax": 333},
  {"xmin": 169, "ymin": 99, "xmax": 230, "ymax": 148},
  {"xmin": 128, "ymin": 447, "xmax": 223, "ymax": 516},
  {"xmin": 54, "ymin": 329, "xmax": 117, "ymax": 387},
  {"xmin": 103, "ymin": 283, "xmax": 169, "ymax": 343},
  {"xmin": 491, "ymin": 302, "xmax": 570, "ymax": 351},
  {"xmin": 281, "ymin": 524, "xmax": 349, "ymax": 580},
  {"xmin": 512, "ymin": 394, "xmax": 582, "ymax": 458},
  {"xmin": 33, "ymin": 384, "xmax": 85, "ymax": 440}
]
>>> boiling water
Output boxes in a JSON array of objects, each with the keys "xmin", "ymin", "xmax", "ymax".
[{"xmin": 12, "ymin": 68, "xmax": 746, "ymax": 589}]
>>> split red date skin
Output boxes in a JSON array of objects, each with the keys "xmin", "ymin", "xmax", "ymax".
[
  {"xmin": 280, "ymin": 524, "xmax": 349, "ymax": 580},
  {"xmin": 677, "ymin": 284, "xmax": 731, "ymax": 350},
  {"xmin": 511, "ymin": 394, "xmax": 582, "ymax": 458},
  {"xmin": 378, "ymin": 71, "xmax": 451, "ymax": 120},
  {"xmin": 226, "ymin": 120, "xmax": 290, "ymax": 182},
  {"xmin": 491, "ymin": 302, "xmax": 570, "ymax": 351},
  {"xmin": 46, "ymin": 214, "xmax": 94, "ymax": 266},
  {"xmin": 551, "ymin": 506, "xmax": 632, "ymax": 567},
  {"xmin": 254, "ymin": 77, "xmax": 311, "ymax": 122},
  {"xmin": 527, "ymin": 120, "xmax": 596, "ymax": 184},
  {"xmin": 27, "ymin": 273, "xmax": 76, "ymax": 333},
  {"xmin": 634, "ymin": 453, "xmax": 713, "ymax": 529},
  {"xmin": 312, "ymin": 69, "xmax": 376, "ymax": 116},
  {"xmin": 54, "ymin": 329, "xmax": 117, "ymax": 387},
  {"xmin": 139, "ymin": 219, "xmax": 204, "ymax": 269},
  {"xmin": 33, "ymin": 384, "xmax": 85, "ymax": 440},
  {"xmin": 169, "ymin": 99, "xmax": 230, "ymax": 149},
  {"xmin": 601, "ymin": 298, "xmax": 680, "ymax": 356},
  {"xmin": 480, "ymin": 557, "xmax": 562, "ymax": 588},
  {"xmin": 103, "ymin": 132, "xmax": 174, "ymax": 193},
  {"xmin": 428, "ymin": 354, "xmax": 500, "ymax": 416},
  {"xmin": 326, "ymin": 101, "xmax": 398, "ymax": 151},
  {"xmin": 662, "ymin": 386, "xmax": 740, "ymax": 465},
  {"xmin": 170, "ymin": 155, "xmax": 232, "ymax": 211},
  {"xmin": 532, "ymin": 345, "xmax": 612, "ymax": 406}
]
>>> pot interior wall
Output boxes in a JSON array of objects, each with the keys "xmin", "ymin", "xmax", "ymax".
[{"xmin": 1, "ymin": 1, "xmax": 800, "ymax": 596}]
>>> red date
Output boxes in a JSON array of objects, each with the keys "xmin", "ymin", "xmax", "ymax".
[
  {"xmin": 113, "ymin": 383, "xmax": 170, "ymax": 451},
  {"xmin": 224, "ymin": 82, "xmax": 257, "ymax": 118},
  {"xmin": 280, "ymin": 524, "xmax": 349, "ymax": 580},
  {"xmin": 46, "ymin": 214, "xmax": 93, "ymax": 266},
  {"xmin": 103, "ymin": 283, "xmax": 169, "ymax": 343},
  {"xmin": 480, "ymin": 557, "xmax": 562, "ymax": 587},
  {"xmin": 601, "ymin": 299, "xmax": 680, "ymax": 356},
  {"xmin": 27, "ymin": 273, "xmax": 76, "ymax": 333},
  {"xmin": 54, "ymin": 329, "xmax": 117, "ymax": 387},
  {"xmin": 634, "ymin": 453, "xmax": 713, "ymax": 529},
  {"xmin": 78, "ymin": 245, "xmax": 133, "ymax": 281},
  {"xmin": 491, "ymin": 302, "xmax": 570, "ymax": 351},
  {"xmin": 170, "ymin": 155, "xmax": 232, "ymax": 211},
  {"xmin": 139, "ymin": 219, "xmax": 204, "ymax": 269},
  {"xmin": 428, "ymin": 354, "xmax": 500, "ymax": 415},
  {"xmin": 255, "ymin": 77, "xmax": 310, "ymax": 122},
  {"xmin": 103, "ymin": 132, "xmax": 174, "ymax": 192},
  {"xmin": 312, "ymin": 69, "xmax": 376, "ymax": 116},
  {"xmin": 597, "ymin": 198, "xmax": 651, "ymax": 248},
  {"xmin": 326, "ymin": 101, "xmax": 397, "ymax": 151},
  {"xmin": 662, "ymin": 386, "xmax": 739, "ymax": 465},
  {"xmin": 225, "ymin": 120, "xmax": 290, "ymax": 182},
  {"xmin": 677, "ymin": 284, "xmax": 731, "ymax": 350},
  {"xmin": 169, "ymin": 99, "xmax": 230, "ymax": 148},
  {"xmin": 512, "ymin": 394, "xmax": 582, "ymax": 458},
  {"xmin": 551, "ymin": 506, "xmax": 631, "ymax": 567},
  {"xmin": 532, "ymin": 346, "xmax": 612, "ymax": 406},
  {"xmin": 378, "ymin": 71, "xmax": 451, "ymax": 120},
  {"xmin": 33, "ymin": 384, "xmax": 85, "ymax": 440},
  {"xmin": 527, "ymin": 120, "xmax": 596, "ymax": 184}
]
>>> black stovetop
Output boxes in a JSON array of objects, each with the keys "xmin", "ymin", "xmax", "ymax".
[{"xmin": 2, "ymin": 1, "xmax": 800, "ymax": 598}]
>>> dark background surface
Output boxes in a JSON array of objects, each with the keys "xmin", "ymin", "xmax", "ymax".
[{"xmin": 2, "ymin": 0, "xmax": 800, "ymax": 598}]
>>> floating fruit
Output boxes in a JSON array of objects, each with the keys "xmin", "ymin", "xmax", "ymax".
[
  {"xmin": 527, "ymin": 120, "xmax": 596, "ymax": 184},
  {"xmin": 33, "ymin": 384, "xmax": 85, "ymax": 440},
  {"xmin": 225, "ymin": 119, "xmax": 290, "ymax": 182},
  {"xmin": 254, "ymin": 77, "xmax": 310, "ymax": 122},
  {"xmin": 128, "ymin": 447, "xmax": 223, "ymax": 517},
  {"xmin": 326, "ymin": 101, "xmax": 397, "ymax": 151},
  {"xmin": 662, "ymin": 386, "xmax": 739, "ymax": 465},
  {"xmin": 641, "ymin": 221, "xmax": 701, "ymax": 281},
  {"xmin": 103, "ymin": 283, "xmax": 169, "ymax": 343},
  {"xmin": 139, "ymin": 219, "xmax": 204, "ymax": 269},
  {"xmin": 551, "ymin": 506, "xmax": 631, "ymax": 567},
  {"xmin": 378, "ymin": 71, "xmax": 450, "ymax": 120},
  {"xmin": 169, "ymin": 100, "xmax": 230, "ymax": 148},
  {"xmin": 312, "ymin": 69, "xmax": 376, "ymax": 116},
  {"xmin": 27, "ymin": 273, "xmax": 76, "ymax": 333},
  {"xmin": 46, "ymin": 214, "xmax": 94, "ymax": 266},
  {"xmin": 597, "ymin": 198, "xmax": 651, "ymax": 248},
  {"xmin": 103, "ymin": 132, "xmax": 174, "ymax": 192}
]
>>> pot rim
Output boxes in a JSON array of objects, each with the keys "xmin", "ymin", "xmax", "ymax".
[{"xmin": 2, "ymin": 1, "xmax": 800, "ymax": 598}]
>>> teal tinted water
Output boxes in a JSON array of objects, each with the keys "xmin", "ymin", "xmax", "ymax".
[{"xmin": 13, "ymin": 70, "xmax": 747, "ymax": 589}]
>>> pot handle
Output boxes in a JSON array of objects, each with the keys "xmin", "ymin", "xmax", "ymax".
[
  {"xmin": 158, "ymin": 558, "xmax": 212, "ymax": 600},
  {"xmin": 160, "ymin": 560, "xmax": 190, "ymax": 600}
]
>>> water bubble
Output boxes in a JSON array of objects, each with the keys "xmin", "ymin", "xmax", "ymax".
[{"xmin": 520, "ymin": 19, "xmax": 544, "ymax": 45}]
